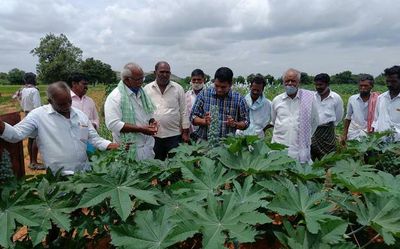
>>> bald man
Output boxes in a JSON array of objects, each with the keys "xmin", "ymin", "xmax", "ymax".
[{"xmin": 0, "ymin": 81, "xmax": 118, "ymax": 175}]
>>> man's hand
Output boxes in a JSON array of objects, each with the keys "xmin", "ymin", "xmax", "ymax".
[
  {"xmin": 204, "ymin": 112, "xmax": 211, "ymax": 126},
  {"xmin": 224, "ymin": 115, "xmax": 237, "ymax": 128},
  {"xmin": 141, "ymin": 125, "xmax": 158, "ymax": 136},
  {"xmin": 107, "ymin": 143, "xmax": 119, "ymax": 150},
  {"xmin": 182, "ymin": 129, "xmax": 190, "ymax": 143}
]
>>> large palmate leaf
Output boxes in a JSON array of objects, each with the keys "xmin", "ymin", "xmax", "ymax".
[
  {"xmin": 343, "ymin": 193, "xmax": 400, "ymax": 245},
  {"xmin": 217, "ymin": 140, "xmax": 293, "ymax": 173},
  {"xmin": 0, "ymin": 188, "xmax": 38, "ymax": 248},
  {"xmin": 330, "ymin": 159, "xmax": 386, "ymax": 193},
  {"xmin": 24, "ymin": 178, "xmax": 75, "ymax": 246},
  {"xmin": 268, "ymin": 179, "xmax": 341, "ymax": 234},
  {"xmin": 77, "ymin": 165, "xmax": 158, "ymax": 221},
  {"xmin": 110, "ymin": 206, "xmax": 197, "ymax": 249},
  {"xmin": 288, "ymin": 161, "xmax": 325, "ymax": 180},
  {"xmin": 187, "ymin": 193, "xmax": 271, "ymax": 249},
  {"xmin": 231, "ymin": 176, "xmax": 269, "ymax": 207},
  {"xmin": 275, "ymin": 220, "xmax": 353, "ymax": 249},
  {"xmin": 179, "ymin": 157, "xmax": 236, "ymax": 200}
]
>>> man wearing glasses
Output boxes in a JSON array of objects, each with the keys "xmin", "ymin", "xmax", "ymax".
[{"xmin": 104, "ymin": 63, "xmax": 158, "ymax": 160}]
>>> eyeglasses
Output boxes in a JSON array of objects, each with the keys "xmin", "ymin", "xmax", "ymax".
[{"xmin": 128, "ymin": 76, "xmax": 144, "ymax": 82}]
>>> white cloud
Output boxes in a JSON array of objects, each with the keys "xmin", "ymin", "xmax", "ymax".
[{"xmin": 0, "ymin": 0, "xmax": 399, "ymax": 78}]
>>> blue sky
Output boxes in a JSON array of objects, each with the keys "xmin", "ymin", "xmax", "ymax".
[{"xmin": 1, "ymin": 0, "xmax": 400, "ymax": 78}]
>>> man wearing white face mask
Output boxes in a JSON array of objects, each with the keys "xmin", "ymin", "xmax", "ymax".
[
  {"xmin": 185, "ymin": 69, "xmax": 206, "ymax": 140},
  {"xmin": 270, "ymin": 68, "xmax": 319, "ymax": 164}
]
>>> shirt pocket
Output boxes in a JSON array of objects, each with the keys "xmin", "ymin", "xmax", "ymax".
[{"xmin": 79, "ymin": 125, "xmax": 89, "ymax": 142}]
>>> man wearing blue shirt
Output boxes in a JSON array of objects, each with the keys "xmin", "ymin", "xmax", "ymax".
[{"xmin": 190, "ymin": 67, "xmax": 250, "ymax": 141}]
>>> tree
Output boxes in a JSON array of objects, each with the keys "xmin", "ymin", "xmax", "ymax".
[
  {"xmin": 7, "ymin": 68, "xmax": 25, "ymax": 84},
  {"xmin": 80, "ymin": 58, "xmax": 117, "ymax": 84},
  {"xmin": 31, "ymin": 33, "xmax": 82, "ymax": 84},
  {"xmin": 246, "ymin": 73, "xmax": 256, "ymax": 84},
  {"xmin": 144, "ymin": 72, "xmax": 156, "ymax": 84},
  {"xmin": 330, "ymin": 71, "xmax": 358, "ymax": 85},
  {"xmin": 264, "ymin": 74, "xmax": 275, "ymax": 85},
  {"xmin": 236, "ymin": 76, "xmax": 245, "ymax": 84},
  {"xmin": 374, "ymin": 74, "xmax": 386, "ymax": 85},
  {"xmin": 300, "ymin": 72, "xmax": 313, "ymax": 85}
]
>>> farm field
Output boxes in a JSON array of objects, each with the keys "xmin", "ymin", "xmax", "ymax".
[{"xmin": 1, "ymin": 83, "xmax": 399, "ymax": 249}]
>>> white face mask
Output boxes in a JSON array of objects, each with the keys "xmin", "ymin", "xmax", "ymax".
[{"xmin": 191, "ymin": 82, "xmax": 204, "ymax": 91}]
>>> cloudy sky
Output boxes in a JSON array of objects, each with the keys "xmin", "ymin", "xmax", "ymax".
[{"xmin": 1, "ymin": 0, "xmax": 399, "ymax": 78}]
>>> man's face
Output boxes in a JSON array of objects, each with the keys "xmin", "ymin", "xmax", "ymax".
[
  {"xmin": 214, "ymin": 79, "xmax": 231, "ymax": 97},
  {"xmin": 250, "ymin": 83, "xmax": 264, "ymax": 99},
  {"xmin": 386, "ymin": 74, "xmax": 400, "ymax": 93},
  {"xmin": 156, "ymin": 63, "xmax": 171, "ymax": 86},
  {"xmin": 49, "ymin": 90, "xmax": 72, "ymax": 115},
  {"xmin": 191, "ymin": 75, "xmax": 205, "ymax": 90},
  {"xmin": 72, "ymin": 80, "xmax": 88, "ymax": 97},
  {"xmin": 283, "ymin": 72, "xmax": 300, "ymax": 88},
  {"xmin": 358, "ymin": 80, "xmax": 373, "ymax": 96},
  {"xmin": 125, "ymin": 69, "xmax": 144, "ymax": 88},
  {"xmin": 314, "ymin": 81, "xmax": 329, "ymax": 95}
]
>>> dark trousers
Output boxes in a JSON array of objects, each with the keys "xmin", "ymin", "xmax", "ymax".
[{"xmin": 154, "ymin": 135, "xmax": 182, "ymax": 161}]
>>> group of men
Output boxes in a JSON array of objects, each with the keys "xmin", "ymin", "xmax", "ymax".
[{"xmin": 1, "ymin": 63, "xmax": 400, "ymax": 175}]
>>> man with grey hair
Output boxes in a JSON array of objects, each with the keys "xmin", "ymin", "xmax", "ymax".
[
  {"xmin": 270, "ymin": 68, "xmax": 319, "ymax": 163},
  {"xmin": 104, "ymin": 63, "xmax": 158, "ymax": 160},
  {"xmin": 144, "ymin": 61, "xmax": 190, "ymax": 160},
  {"xmin": 0, "ymin": 81, "xmax": 118, "ymax": 175}
]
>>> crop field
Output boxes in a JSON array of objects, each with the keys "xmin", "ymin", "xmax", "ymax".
[{"xmin": 1, "ymin": 83, "xmax": 399, "ymax": 249}]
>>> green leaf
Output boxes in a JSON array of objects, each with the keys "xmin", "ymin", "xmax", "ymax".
[
  {"xmin": 268, "ymin": 179, "xmax": 340, "ymax": 234},
  {"xmin": 24, "ymin": 178, "xmax": 74, "ymax": 246},
  {"xmin": 231, "ymin": 176, "xmax": 269, "ymax": 207},
  {"xmin": 217, "ymin": 140, "xmax": 293, "ymax": 173},
  {"xmin": 187, "ymin": 193, "xmax": 271, "ymax": 249},
  {"xmin": 343, "ymin": 193, "xmax": 400, "ymax": 245},
  {"xmin": 77, "ymin": 166, "xmax": 158, "ymax": 221},
  {"xmin": 0, "ymin": 188, "xmax": 38, "ymax": 248},
  {"xmin": 179, "ymin": 157, "xmax": 236, "ymax": 200},
  {"xmin": 110, "ymin": 206, "xmax": 197, "ymax": 249}
]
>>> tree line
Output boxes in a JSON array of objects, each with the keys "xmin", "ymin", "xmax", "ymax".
[{"xmin": 0, "ymin": 33, "xmax": 387, "ymax": 86}]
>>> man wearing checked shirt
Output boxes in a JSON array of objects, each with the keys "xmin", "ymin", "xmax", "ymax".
[{"xmin": 190, "ymin": 67, "xmax": 250, "ymax": 141}]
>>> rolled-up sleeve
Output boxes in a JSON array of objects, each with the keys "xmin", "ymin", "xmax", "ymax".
[
  {"xmin": 335, "ymin": 95, "xmax": 344, "ymax": 125},
  {"xmin": 190, "ymin": 91, "xmax": 205, "ymax": 123},
  {"xmin": 345, "ymin": 98, "xmax": 353, "ymax": 120},
  {"xmin": 104, "ymin": 91, "xmax": 125, "ymax": 134},
  {"xmin": 238, "ymin": 96, "xmax": 250, "ymax": 128},
  {"xmin": 1, "ymin": 115, "xmax": 38, "ymax": 143},
  {"xmin": 88, "ymin": 121, "xmax": 111, "ymax": 151}
]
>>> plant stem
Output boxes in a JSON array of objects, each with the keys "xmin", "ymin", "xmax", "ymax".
[
  {"xmin": 361, "ymin": 234, "xmax": 380, "ymax": 249},
  {"xmin": 346, "ymin": 225, "xmax": 366, "ymax": 236}
]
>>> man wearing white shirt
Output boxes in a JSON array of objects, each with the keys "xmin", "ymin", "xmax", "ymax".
[
  {"xmin": 342, "ymin": 74, "xmax": 379, "ymax": 143},
  {"xmin": 144, "ymin": 61, "xmax": 190, "ymax": 160},
  {"xmin": 19, "ymin": 73, "xmax": 42, "ymax": 169},
  {"xmin": 68, "ymin": 73, "xmax": 100, "ymax": 130},
  {"xmin": 105, "ymin": 63, "xmax": 158, "ymax": 160},
  {"xmin": 372, "ymin": 65, "xmax": 400, "ymax": 141},
  {"xmin": 237, "ymin": 74, "xmax": 272, "ymax": 138},
  {"xmin": 185, "ymin": 69, "xmax": 205, "ymax": 140},
  {"xmin": 311, "ymin": 73, "xmax": 344, "ymax": 160},
  {"xmin": 0, "ymin": 81, "xmax": 118, "ymax": 175},
  {"xmin": 271, "ymin": 68, "xmax": 319, "ymax": 164}
]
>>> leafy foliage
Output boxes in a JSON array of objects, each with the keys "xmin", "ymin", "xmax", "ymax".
[{"xmin": 1, "ymin": 134, "xmax": 400, "ymax": 248}]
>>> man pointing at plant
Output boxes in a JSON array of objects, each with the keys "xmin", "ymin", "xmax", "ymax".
[{"xmin": 0, "ymin": 81, "xmax": 119, "ymax": 175}]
